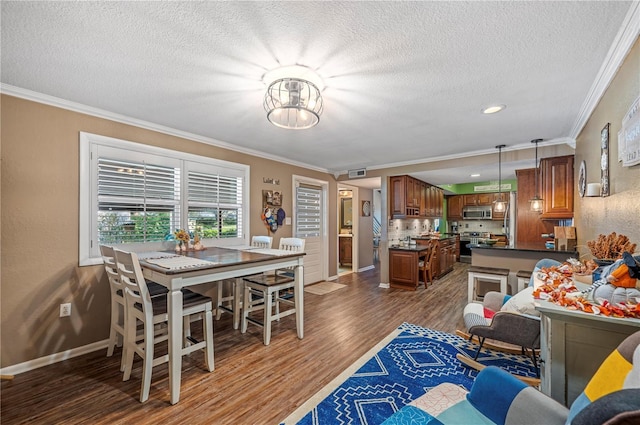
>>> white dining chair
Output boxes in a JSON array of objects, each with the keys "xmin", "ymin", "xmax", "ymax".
[
  {"xmin": 100, "ymin": 245, "xmax": 170, "ymax": 369},
  {"xmin": 215, "ymin": 235, "xmax": 274, "ymax": 323},
  {"xmin": 99, "ymin": 245, "xmax": 127, "ymax": 369},
  {"xmin": 241, "ymin": 237, "xmax": 305, "ymax": 345},
  {"xmin": 113, "ymin": 249, "xmax": 215, "ymax": 403}
]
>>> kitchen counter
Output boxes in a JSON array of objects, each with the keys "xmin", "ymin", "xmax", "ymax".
[
  {"xmin": 389, "ymin": 245, "xmax": 428, "ymax": 252},
  {"xmin": 411, "ymin": 234, "xmax": 457, "ymax": 242},
  {"xmin": 470, "ymin": 243, "xmax": 577, "ymax": 256},
  {"xmin": 470, "ymin": 244, "xmax": 578, "ymax": 294}
]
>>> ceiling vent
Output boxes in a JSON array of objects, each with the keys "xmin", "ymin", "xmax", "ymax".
[{"xmin": 348, "ymin": 168, "xmax": 367, "ymax": 178}]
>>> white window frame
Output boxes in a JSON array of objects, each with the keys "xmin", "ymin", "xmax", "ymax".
[{"xmin": 79, "ymin": 132, "xmax": 250, "ymax": 266}]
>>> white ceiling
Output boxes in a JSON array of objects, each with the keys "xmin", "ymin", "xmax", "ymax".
[{"xmin": 2, "ymin": 1, "xmax": 638, "ymax": 187}]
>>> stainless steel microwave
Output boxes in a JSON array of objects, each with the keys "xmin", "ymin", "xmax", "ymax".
[{"xmin": 462, "ymin": 206, "xmax": 492, "ymax": 220}]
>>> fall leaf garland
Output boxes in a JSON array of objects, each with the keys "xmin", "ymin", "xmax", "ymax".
[{"xmin": 533, "ymin": 265, "xmax": 640, "ymax": 319}]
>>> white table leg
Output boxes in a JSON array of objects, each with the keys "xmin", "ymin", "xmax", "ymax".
[
  {"xmin": 264, "ymin": 287, "xmax": 273, "ymax": 345},
  {"xmin": 295, "ymin": 264, "xmax": 304, "ymax": 340},
  {"xmin": 167, "ymin": 283, "xmax": 183, "ymax": 405},
  {"xmin": 233, "ymin": 277, "xmax": 243, "ymax": 330}
]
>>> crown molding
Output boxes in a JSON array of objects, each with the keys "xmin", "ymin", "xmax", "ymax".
[
  {"xmin": 570, "ymin": 1, "xmax": 640, "ymax": 138},
  {"xmin": 335, "ymin": 137, "xmax": 575, "ymax": 177},
  {"xmin": 0, "ymin": 83, "xmax": 330, "ymax": 174}
]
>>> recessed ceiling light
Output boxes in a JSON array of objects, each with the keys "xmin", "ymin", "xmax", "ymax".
[
  {"xmin": 481, "ymin": 104, "xmax": 506, "ymax": 114},
  {"xmin": 470, "ymin": 173, "xmax": 480, "ymax": 178}
]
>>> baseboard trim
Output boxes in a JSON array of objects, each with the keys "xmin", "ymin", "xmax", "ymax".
[
  {"xmin": 378, "ymin": 283, "xmax": 390, "ymax": 289},
  {"xmin": 0, "ymin": 340, "xmax": 109, "ymax": 376},
  {"xmin": 358, "ymin": 265, "xmax": 375, "ymax": 272}
]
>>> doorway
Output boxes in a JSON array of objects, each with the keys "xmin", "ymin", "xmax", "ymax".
[{"xmin": 338, "ymin": 185, "xmax": 358, "ymax": 275}]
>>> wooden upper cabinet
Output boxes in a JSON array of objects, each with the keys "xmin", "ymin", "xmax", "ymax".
[
  {"xmin": 463, "ymin": 194, "xmax": 478, "ymax": 206},
  {"xmin": 463, "ymin": 193, "xmax": 493, "ymax": 206},
  {"xmin": 448, "ymin": 195, "xmax": 463, "ymax": 219},
  {"xmin": 390, "ymin": 176, "xmax": 406, "ymax": 217},
  {"xmin": 390, "ymin": 175, "xmax": 444, "ymax": 218},
  {"xmin": 540, "ymin": 155, "xmax": 574, "ymax": 219},
  {"xmin": 477, "ymin": 193, "xmax": 493, "ymax": 205},
  {"xmin": 435, "ymin": 187, "xmax": 443, "ymax": 217},
  {"xmin": 516, "ymin": 168, "xmax": 555, "ymax": 247}
]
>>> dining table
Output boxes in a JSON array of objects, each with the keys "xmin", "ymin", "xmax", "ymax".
[{"xmin": 138, "ymin": 246, "xmax": 305, "ymax": 404}]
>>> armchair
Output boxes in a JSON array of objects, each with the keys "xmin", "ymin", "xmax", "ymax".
[{"xmin": 457, "ymin": 259, "xmax": 563, "ymax": 381}]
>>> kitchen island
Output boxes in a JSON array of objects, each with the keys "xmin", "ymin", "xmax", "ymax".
[
  {"xmin": 389, "ymin": 235, "xmax": 457, "ymax": 290},
  {"xmin": 470, "ymin": 244, "xmax": 578, "ymax": 294}
]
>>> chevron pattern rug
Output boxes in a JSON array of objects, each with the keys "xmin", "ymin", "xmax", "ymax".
[{"xmin": 281, "ymin": 323, "xmax": 538, "ymax": 425}]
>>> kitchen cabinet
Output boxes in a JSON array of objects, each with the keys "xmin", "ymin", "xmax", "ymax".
[
  {"xmin": 390, "ymin": 176, "xmax": 408, "ymax": 217},
  {"xmin": 339, "ymin": 236, "xmax": 352, "ymax": 266},
  {"xmin": 447, "ymin": 195, "xmax": 463, "ymax": 220},
  {"xmin": 540, "ymin": 155, "xmax": 574, "ymax": 219},
  {"xmin": 462, "ymin": 193, "xmax": 493, "ymax": 206},
  {"xmin": 463, "ymin": 194, "xmax": 478, "ymax": 206},
  {"xmin": 390, "ymin": 175, "xmax": 444, "ymax": 218},
  {"xmin": 390, "ymin": 237, "xmax": 456, "ymax": 290},
  {"xmin": 515, "ymin": 168, "xmax": 556, "ymax": 248},
  {"xmin": 389, "ymin": 247, "xmax": 426, "ymax": 290},
  {"xmin": 433, "ymin": 186, "xmax": 444, "ymax": 217},
  {"xmin": 453, "ymin": 234, "xmax": 461, "ymax": 260},
  {"xmin": 437, "ymin": 238, "xmax": 456, "ymax": 277}
]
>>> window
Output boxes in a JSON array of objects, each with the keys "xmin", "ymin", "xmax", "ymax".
[
  {"xmin": 80, "ymin": 132, "xmax": 249, "ymax": 266},
  {"xmin": 295, "ymin": 184, "xmax": 321, "ymax": 237}
]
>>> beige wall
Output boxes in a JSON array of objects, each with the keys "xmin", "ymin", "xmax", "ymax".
[
  {"xmin": 574, "ymin": 36, "xmax": 640, "ymax": 252},
  {"xmin": 0, "ymin": 95, "xmax": 342, "ymax": 367}
]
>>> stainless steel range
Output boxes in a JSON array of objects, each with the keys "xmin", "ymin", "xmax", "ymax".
[{"xmin": 459, "ymin": 232, "xmax": 491, "ymax": 261}]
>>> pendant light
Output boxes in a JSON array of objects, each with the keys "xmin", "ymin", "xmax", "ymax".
[
  {"xmin": 494, "ymin": 145, "xmax": 507, "ymax": 213},
  {"xmin": 529, "ymin": 139, "xmax": 544, "ymax": 212}
]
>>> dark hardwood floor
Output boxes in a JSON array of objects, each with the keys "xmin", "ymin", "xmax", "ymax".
[{"xmin": 1, "ymin": 262, "xmax": 469, "ymax": 425}]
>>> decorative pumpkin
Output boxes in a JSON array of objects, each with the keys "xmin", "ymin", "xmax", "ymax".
[
  {"xmin": 591, "ymin": 253, "xmax": 640, "ymax": 304},
  {"xmin": 593, "ymin": 283, "xmax": 640, "ymax": 305}
]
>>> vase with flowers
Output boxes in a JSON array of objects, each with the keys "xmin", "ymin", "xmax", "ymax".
[{"xmin": 174, "ymin": 229, "xmax": 191, "ymax": 252}]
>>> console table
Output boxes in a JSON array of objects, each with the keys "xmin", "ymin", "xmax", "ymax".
[{"xmin": 535, "ymin": 297, "xmax": 640, "ymax": 406}]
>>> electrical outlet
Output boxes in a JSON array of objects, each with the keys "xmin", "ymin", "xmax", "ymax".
[{"xmin": 60, "ymin": 303, "xmax": 71, "ymax": 317}]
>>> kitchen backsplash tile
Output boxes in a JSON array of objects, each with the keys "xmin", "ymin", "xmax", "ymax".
[
  {"xmin": 387, "ymin": 218, "xmax": 507, "ymax": 245},
  {"xmin": 458, "ymin": 220, "xmax": 505, "ymax": 234}
]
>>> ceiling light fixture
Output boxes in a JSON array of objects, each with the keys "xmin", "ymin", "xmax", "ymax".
[
  {"xmin": 494, "ymin": 144, "xmax": 507, "ymax": 213},
  {"xmin": 529, "ymin": 139, "xmax": 544, "ymax": 212},
  {"xmin": 470, "ymin": 173, "xmax": 481, "ymax": 178},
  {"xmin": 263, "ymin": 65, "xmax": 324, "ymax": 130},
  {"xmin": 482, "ymin": 104, "xmax": 506, "ymax": 114}
]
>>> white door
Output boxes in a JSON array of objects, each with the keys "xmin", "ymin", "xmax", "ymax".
[{"xmin": 293, "ymin": 177, "xmax": 327, "ymax": 284}]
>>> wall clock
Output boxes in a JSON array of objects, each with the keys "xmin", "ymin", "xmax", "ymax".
[
  {"xmin": 578, "ymin": 160, "xmax": 586, "ymax": 197},
  {"xmin": 601, "ymin": 123, "xmax": 610, "ymax": 197}
]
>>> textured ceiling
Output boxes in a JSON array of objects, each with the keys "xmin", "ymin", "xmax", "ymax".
[{"xmin": 1, "ymin": 1, "xmax": 636, "ymax": 185}]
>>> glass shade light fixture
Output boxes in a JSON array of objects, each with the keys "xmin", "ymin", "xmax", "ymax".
[
  {"xmin": 529, "ymin": 139, "xmax": 544, "ymax": 212},
  {"xmin": 263, "ymin": 65, "xmax": 324, "ymax": 130},
  {"xmin": 494, "ymin": 144, "xmax": 507, "ymax": 213},
  {"xmin": 482, "ymin": 104, "xmax": 506, "ymax": 114}
]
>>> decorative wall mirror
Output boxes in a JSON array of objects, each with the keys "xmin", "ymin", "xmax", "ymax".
[{"xmin": 341, "ymin": 198, "xmax": 353, "ymax": 228}]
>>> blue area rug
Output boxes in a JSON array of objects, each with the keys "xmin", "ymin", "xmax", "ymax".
[{"xmin": 281, "ymin": 322, "xmax": 538, "ymax": 425}]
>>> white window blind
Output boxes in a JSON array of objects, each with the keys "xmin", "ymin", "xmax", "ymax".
[
  {"xmin": 187, "ymin": 170, "xmax": 243, "ymax": 239},
  {"xmin": 98, "ymin": 158, "xmax": 180, "ymax": 244},
  {"xmin": 296, "ymin": 185, "xmax": 321, "ymax": 237}
]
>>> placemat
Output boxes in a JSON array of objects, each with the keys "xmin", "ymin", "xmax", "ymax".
[{"xmin": 144, "ymin": 256, "xmax": 216, "ymax": 270}]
